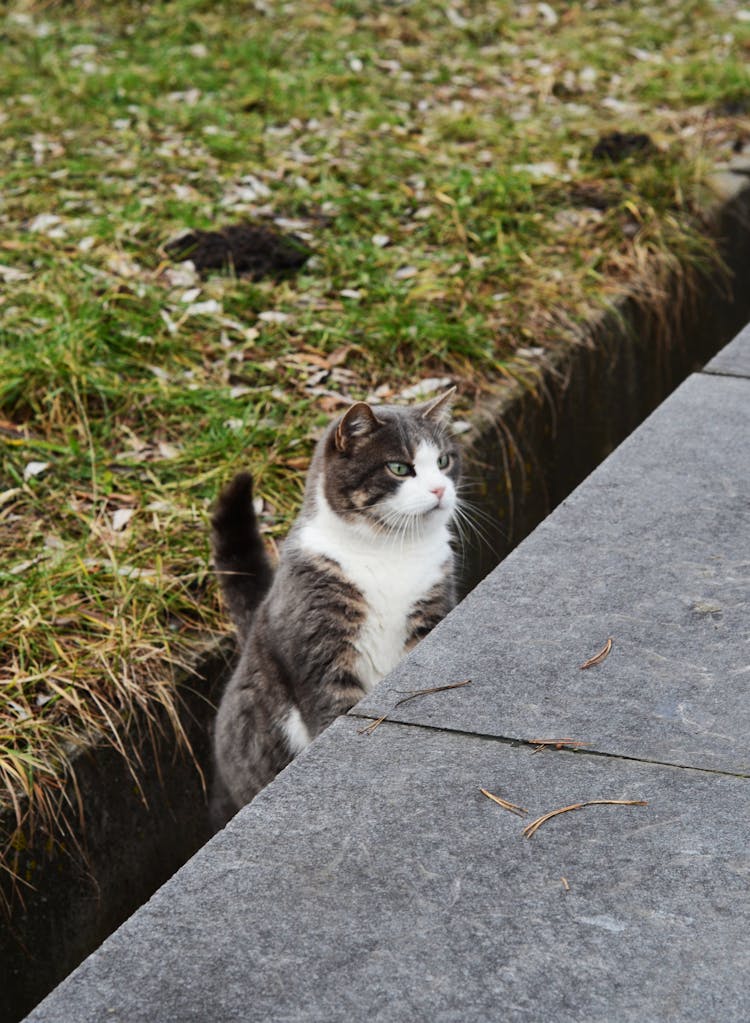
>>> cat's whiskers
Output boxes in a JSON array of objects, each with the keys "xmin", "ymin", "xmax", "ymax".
[
  {"xmin": 454, "ymin": 491, "xmax": 505, "ymax": 538},
  {"xmin": 449, "ymin": 503, "xmax": 473, "ymax": 564},
  {"xmin": 451, "ymin": 497, "xmax": 505, "ymax": 565},
  {"xmin": 455, "ymin": 482, "xmax": 508, "ymax": 536},
  {"xmin": 377, "ymin": 506, "xmax": 419, "ymax": 554}
]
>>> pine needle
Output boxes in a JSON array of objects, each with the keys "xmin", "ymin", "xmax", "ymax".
[
  {"xmin": 480, "ymin": 787, "xmax": 528, "ymax": 817},
  {"xmin": 580, "ymin": 637, "xmax": 613, "ymax": 670},
  {"xmin": 528, "ymin": 738, "xmax": 588, "ymax": 752},
  {"xmin": 522, "ymin": 799, "xmax": 648, "ymax": 838},
  {"xmin": 357, "ymin": 679, "xmax": 472, "ymax": 735}
]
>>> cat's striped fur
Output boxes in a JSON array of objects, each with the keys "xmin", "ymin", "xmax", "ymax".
[{"xmin": 210, "ymin": 391, "xmax": 460, "ymax": 827}]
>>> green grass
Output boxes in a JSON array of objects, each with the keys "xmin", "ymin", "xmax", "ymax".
[{"xmin": 1, "ymin": 0, "xmax": 749, "ymax": 885}]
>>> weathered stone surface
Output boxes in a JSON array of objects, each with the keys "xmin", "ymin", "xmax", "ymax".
[
  {"xmin": 354, "ymin": 372, "xmax": 750, "ymax": 775},
  {"xmin": 703, "ymin": 319, "xmax": 750, "ymax": 378},
  {"xmin": 26, "ymin": 719, "xmax": 750, "ymax": 1023}
]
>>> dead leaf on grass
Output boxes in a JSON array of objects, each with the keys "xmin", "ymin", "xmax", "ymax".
[
  {"xmin": 111, "ymin": 508, "xmax": 135, "ymax": 531},
  {"xmin": 258, "ymin": 310, "xmax": 290, "ymax": 324},
  {"xmin": 317, "ymin": 394, "xmax": 352, "ymax": 413},
  {"xmin": 0, "ymin": 417, "xmax": 29, "ymax": 440},
  {"xmin": 325, "ymin": 344, "xmax": 357, "ymax": 368},
  {"xmin": 23, "ymin": 461, "xmax": 49, "ymax": 481},
  {"xmin": 0, "ymin": 488, "xmax": 22, "ymax": 509},
  {"xmin": 10, "ymin": 553, "xmax": 49, "ymax": 576},
  {"xmin": 397, "ymin": 377, "xmax": 453, "ymax": 401},
  {"xmin": 282, "ymin": 456, "xmax": 311, "ymax": 471}
]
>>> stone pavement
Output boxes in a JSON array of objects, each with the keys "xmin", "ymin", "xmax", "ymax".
[{"xmin": 27, "ymin": 328, "xmax": 750, "ymax": 1022}]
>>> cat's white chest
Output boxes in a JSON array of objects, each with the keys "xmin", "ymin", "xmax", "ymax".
[
  {"xmin": 338, "ymin": 541, "xmax": 445, "ymax": 689},
  {"xmin": 298, "ymin": 496, "xmax": 451, "ymax": 691}
]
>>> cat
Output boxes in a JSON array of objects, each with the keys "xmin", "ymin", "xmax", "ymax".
[{"xmin": 210, "ymin": 388, "xmax": 461, "ymax": 827}]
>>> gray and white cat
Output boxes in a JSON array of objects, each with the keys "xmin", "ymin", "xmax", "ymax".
[{"xmin": 210, "ymin": 389, "xmax": 461, "ymax": 827}]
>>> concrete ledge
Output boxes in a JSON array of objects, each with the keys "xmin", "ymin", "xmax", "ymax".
[
  {"xmin": 703, "ymin": 320, "xmax": 750, "ymax": 379},
  {"xmin": 26, "ymin": 721, "xmax": 750, "ymax": 1023},
  {"xmin": 25, "ymin": 325, "xmax": 750, "ymax": 1022}
]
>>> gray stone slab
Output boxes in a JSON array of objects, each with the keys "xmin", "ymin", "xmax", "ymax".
[
  {"xmin": 27, "ymin": 718, "xmax": 750, "ymax": 1023},
  {"xmin": 354, "ymin": 373, "xmax": 750, "ymax": 774},
  {"xmin": 703, "ymin": 320, "xmax": 750, "ymax": 378}
]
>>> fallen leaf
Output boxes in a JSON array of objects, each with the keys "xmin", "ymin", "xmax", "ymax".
[
  {"xmin": 0, "ymin": 264, "xmax": 31, "ymax": 282},
  {"xmin": 28, "ymin": 213, "xmax": 64, "ymax": 235},
  {"xmin": 512, "ymin": 161, "xmax": 560, "ymax": 180},
  {"xmin": 184, "ymin": 299, "xmax": 222, "ymax": 317},
  {"xmin": 325, "ymin": 345, "xmax": 354, "ymax": 368},
  {"xmin": 163, "ymin": 264, "xmax": 199, "ymax": 288},
  {"xmin": 258, "ymin": 310, "xmax": 290, "ymax": 324},
  {"xmin": 318, "ymin": 394, "xmax": 351, "ymax": 413},
  {"xmin": 111, "ymin": 508, "xmax": 135, "ymax": 531},
  {"xmin": 398, "ymin": 377, "xmax": 452, "ymax": 400},
  {"xmin": 106, "ymin": 252, "xmax": 141, "ymax": 277},
  {"xmin": 157, "ymin": 441, "xmax": 182, "ymax": 460},
  {"xmin": 23, "ymin": 461, "xmax": 49, "ymax": 481},
  {"xmin": 10, "ymin": 554, "xmax": 49, "ymax": 575},
  {"xmin": 0, "ymin": 487, "xmax": 22, "ymax": 507}
]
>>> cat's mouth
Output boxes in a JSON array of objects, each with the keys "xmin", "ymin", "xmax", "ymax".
[
  {"xmin": 415, "ymin": 499, "xmax": 452, "ymax": 522},
  {"xmin": 432, "ymin": 492, "xmax": 456, "ymax": 513},
  {"xmin": 418, "ymin": 493, "xmax": 454, "ymax": 516}
]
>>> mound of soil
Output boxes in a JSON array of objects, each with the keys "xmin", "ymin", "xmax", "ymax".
[
  {"xmin": 165, "ymin": 223, "xmax": 312, "ymax": 279},
  {"xmin": 592, "ymin": 131, "xmax": 655, "ymax": 162}
]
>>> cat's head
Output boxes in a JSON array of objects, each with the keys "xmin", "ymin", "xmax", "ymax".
[{"xmin": 317, "ymin": 389, "xmax": 461, "ymax": 536}]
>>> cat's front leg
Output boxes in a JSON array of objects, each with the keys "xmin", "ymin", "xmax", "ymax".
[
  {"xmin": 299, "ymin": 665, "xmax": 367, "ymax": 737},
  {"xmin": 405, "ymin": 579, "xmax": 455, "ymax": 651}
]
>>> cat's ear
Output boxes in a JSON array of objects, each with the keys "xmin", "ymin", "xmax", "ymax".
[
  {"xmin": 335, "ymin": 402, "xmax": 383, "ymax": 452},
  {"xmin": 420, "ymin": 386, "xmax": 456, "ymax": 425}
]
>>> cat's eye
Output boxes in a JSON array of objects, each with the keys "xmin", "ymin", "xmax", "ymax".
[
  {"xmin": 437, "ymin": 453, "xmax": 451, "ymax": 470},
  {"xmin": 387, "ymin": 461, "xmax": 411, "ymax": 477}
]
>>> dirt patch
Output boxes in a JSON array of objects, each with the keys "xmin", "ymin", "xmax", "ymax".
[
  {"xmin": 592, "ymin": 131, "xmax": 655, "ymax": 162},
  {"xmin": 165, "ymin": 223, "xmax": 312, "ymax": 279}
]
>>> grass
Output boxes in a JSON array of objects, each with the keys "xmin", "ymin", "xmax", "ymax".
[{"xmin": 1, "ymin": 0, "xmax": 748, "ymax": 888}]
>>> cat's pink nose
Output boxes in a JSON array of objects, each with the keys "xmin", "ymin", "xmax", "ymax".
[{"xmin": 431, "ymin": 485, "xmax": 446, "ymax": 501}]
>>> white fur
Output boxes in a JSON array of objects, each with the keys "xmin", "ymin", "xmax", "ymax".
[
  {"xmin": 298, "ymin": 441, "xmax": 455, "ymax": 691},
  {"xmin": 382, "ymin": 440, "xmax": 457, "ymax": 520},
  {"xmin": 282, "ymin": 706, "xmax": 312, "ymax": 755}
]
